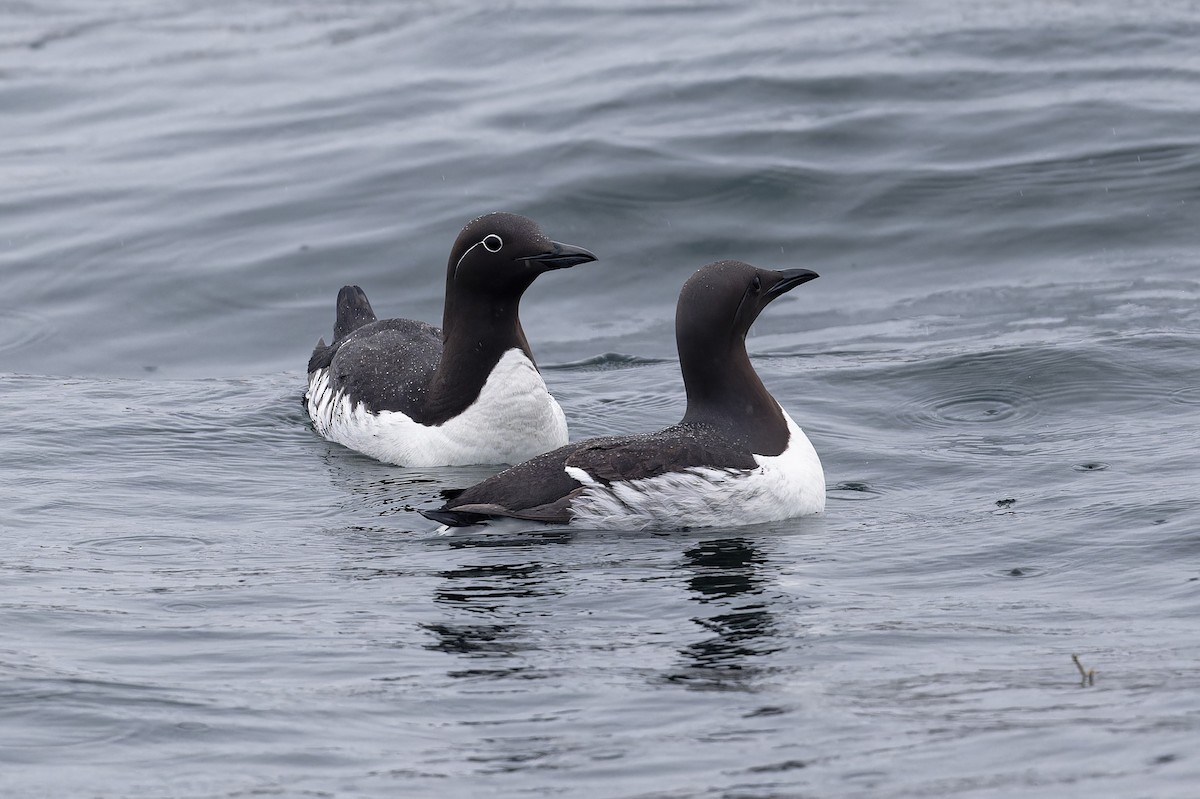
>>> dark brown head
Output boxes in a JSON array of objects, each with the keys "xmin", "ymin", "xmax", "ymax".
[
  {"xmin": 445, "ymin": 212, "xmax": 596, "ymax": 298},
  {"xmin": 676, "ymin": 260, "xmax": 818, "ymax": 352},
  {"xmin": 676, "ymin": 260, "xmax": 819, "ymax": 451}
]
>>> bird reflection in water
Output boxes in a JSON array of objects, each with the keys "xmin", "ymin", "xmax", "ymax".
[
  {"xmin": 669, "ymin": 536, "xmax": 782, "ymax": 691},
  {"xmin": 423, "ymin": 532, "xmax": 571, "ymax": 679}
]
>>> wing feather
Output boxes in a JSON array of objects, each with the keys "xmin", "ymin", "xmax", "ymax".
[{"xmin": 425, "ymin": 423, "xmax": 756, "ymax": 527}]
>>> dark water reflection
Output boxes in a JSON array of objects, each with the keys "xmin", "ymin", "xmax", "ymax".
[
  {"xmin": 672, "ymin": 537, "xmax": 784, "ymax": 691},
  {"xmin": 425, "ymin": 535, "xmax": 572, "ymax": 679},
  {"xmin": 421, "ymin": 532, "xmax": 799, "ymax": 694}
]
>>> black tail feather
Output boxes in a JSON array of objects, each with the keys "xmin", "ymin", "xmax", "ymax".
[
  {"xmin": 419, "ymin": 508, "xmax": 492, "ymax": 527},
  {"xmin": 334, "ymin": 285, "xmax": 378, "ymax": 340},
  {"xmin": 309, "ymin": 286, "xmax": 378, "ymax": 373}
]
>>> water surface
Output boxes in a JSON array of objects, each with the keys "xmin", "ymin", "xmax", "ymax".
[{"xmin": 3, "ymin": 1, "xmax": 1200, "ymax": 796}]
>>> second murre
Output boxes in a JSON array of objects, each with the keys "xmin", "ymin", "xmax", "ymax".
[
  {"xmin": 305, "ymin": 212, "xmax": 597, "ymax": 466},
  {"xmin": 420, "ymin": 260, "xmax": 825, "ymax": 531}
]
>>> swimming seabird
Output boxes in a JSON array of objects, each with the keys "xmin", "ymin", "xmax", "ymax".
[
  {"xmin": 420, "ymin": 260, "xmax": 825, "ymax": 530},
  {"xmin": 305, "ymin": 212, "xmax": 597, "ymax": 466}
]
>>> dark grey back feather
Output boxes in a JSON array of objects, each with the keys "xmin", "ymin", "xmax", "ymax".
[
  {"xmin": 318, "ymin": 319, "xmax": 443, "ymax": 419},
  {"xmin": 425, "ymin": 422, "xmax": 761, "ymax": 526}
]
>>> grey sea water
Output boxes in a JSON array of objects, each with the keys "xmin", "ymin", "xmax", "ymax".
[{"xmin": 3, "ymin": 1, "xmax": 1199, "ymax": 796}]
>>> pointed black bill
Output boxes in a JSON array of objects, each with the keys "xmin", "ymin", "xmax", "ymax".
[
  {"xmin": 765, "ymin": 268, "xmax": 819, "ymax": 299},
  {"xmin": 523, "ymin": 240, "xmax": 598, "ymax": 270}
]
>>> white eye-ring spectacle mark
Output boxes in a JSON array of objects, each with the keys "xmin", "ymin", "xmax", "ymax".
[
  {"xmin": 452, "ymin": 234, "xmax": 505, "ymax": 279},
  {"xmin": 453, "ymin": 242, "xmax": 481, "ymax": 278}
]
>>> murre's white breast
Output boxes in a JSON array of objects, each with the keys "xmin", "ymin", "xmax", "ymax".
[
  {"xmin": 305, "ymin": 348, "xmax": 568, "ymax": 466},
  {"xmin": 565, "ymin": 409, "xmax": 824, "ymax": 531}
]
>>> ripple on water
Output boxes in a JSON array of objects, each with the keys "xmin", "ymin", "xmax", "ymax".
[
  {"xmin": 544, "ymin": 352, "xmax": 668, "ymax": 371},
  {"xmin": 995, "ymin": 566, "xmax": 1048, "ymax": 579},
  {"xmin": 0, "ymin": 689, "xmax": 136, "ymax": 749},
  {"xmin": 583, "ymin": 391, "xmax": 680, "ymax": 415},
  {"xmin": 74, "ymin": 535, "xmax": 212, "ymax": 557},
  {"xmin": 901, "ymin": 386, "xmax": 1038, "ymax": 430},
  {"xmin": 878, "ymin": 341, "xmax": 1184, "ymax": 439},
  {"xmin": 162, "ymin": 601, "xmax": 208, "ymax": 614},
  {"xmin": 0, "ymin": 306, "xmax": 55, "ymax": 357},
  {"xmin": 827, "ymin": 481, "xmax": 883, "ymax": 501},
  {"xmin": 1168, "ymin": 387, "xmax": 1200, "ymax": 406}
]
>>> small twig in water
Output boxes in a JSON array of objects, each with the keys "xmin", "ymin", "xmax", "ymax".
[{"xmin": 1072, "ymin": 654, "xmax": 1095, "ymax": 686}]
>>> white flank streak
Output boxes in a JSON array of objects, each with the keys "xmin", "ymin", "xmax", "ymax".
[
  {"xmin": 568, "ymin": 409, "xmax": 825, "ymax": 531},
  {"xmin": 305, "ymin": 349, "xmax": 568, "ymax": 466}
]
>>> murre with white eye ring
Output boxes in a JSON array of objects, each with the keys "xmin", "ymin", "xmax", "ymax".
[{"xmin": 305, "ymin": 212, "xmax": 597, "ymax": 467}]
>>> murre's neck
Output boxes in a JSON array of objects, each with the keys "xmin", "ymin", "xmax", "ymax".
[
  {"xmin": 678, "ymin": 328, "xmax": 790, "ymax": 457},
  {"xmin": 420, "ymin": 286, "xmax": 533, "ymax": 425},
  {"xmin": 440, "ymin": 286, "xmax": 533, "ymax": 362}
]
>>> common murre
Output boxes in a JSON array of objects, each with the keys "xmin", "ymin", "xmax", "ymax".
[
  {"xmin": 305, "ymin": 212, "xmax": 597, "ymax": 466},
  {"xmin": 420, "ymin": 260, "xmax": 825, "ymax": 530}
]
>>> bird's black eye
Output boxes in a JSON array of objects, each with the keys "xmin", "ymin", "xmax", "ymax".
[
  {"xmin": 751, "ymin": 275, "xmax": 762, "ymax": 293},
  {"xmin": 482, "ymin": 234, "xmax": 503, "ymax": 253}
]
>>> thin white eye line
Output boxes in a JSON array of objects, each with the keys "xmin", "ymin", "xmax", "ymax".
[
  {"xmin": 453, "ymin": 242, "xmax": 481, "ymax": 278},
  {"xmin": 453, "ymin": 234, "xmax": 504, "ymax": 278},
  {"xmin": 483, "ymin": 234, "xmax": 503, "ymax": 252},
  {"xmin": 456, "ymin": 233, "xmax": 499, "ymax": 277}
]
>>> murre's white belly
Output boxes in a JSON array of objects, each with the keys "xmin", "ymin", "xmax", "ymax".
[
  {"xmin": 566, "ymin": 410, "xmax": 824, "ymax": 531},
  {"xmin": 305, "ymin": 348, "xmax": 568, "ymax": 466}
]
